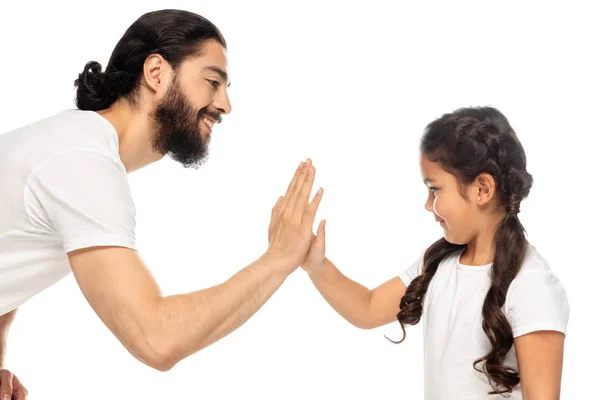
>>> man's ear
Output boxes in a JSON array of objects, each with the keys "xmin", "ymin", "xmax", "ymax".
[{"xmin": 141, "ymin": 54, "xmax": 169, "ymax": 94}]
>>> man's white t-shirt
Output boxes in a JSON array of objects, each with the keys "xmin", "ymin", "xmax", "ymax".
[
  {"xmin": 399, "ymin": 245, "xmax": 569, "ymax": 400},
  {"xmin": 0, "ymin": 110, "xmax": 136, "ymax": 315}
]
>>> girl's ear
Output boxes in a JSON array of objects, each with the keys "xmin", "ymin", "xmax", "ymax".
[{"xmin": 475, "ymin": 173, "xmax": 496, "ymax": 205}]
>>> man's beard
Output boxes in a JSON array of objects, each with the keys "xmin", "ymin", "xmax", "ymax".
[{"xmin": 151, "ymin": 76, "xmax": 216, "ymax": 169}]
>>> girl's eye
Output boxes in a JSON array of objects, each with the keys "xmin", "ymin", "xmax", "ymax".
[{"xmin": 430, "ymin": 187, "xmax": 439, "ymax": 195}]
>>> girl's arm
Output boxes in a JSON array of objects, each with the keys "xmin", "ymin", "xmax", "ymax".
[
  {"xmin": 298, "ymin": 220, "xmax": 408, "ymax": 329},
  {"xmin": 514, "ymin": 330, "xmax": 565, "ymax": 399},
  {"xmin": 307, "ymin": 257, "xmax": 407, "ymax": 329}
]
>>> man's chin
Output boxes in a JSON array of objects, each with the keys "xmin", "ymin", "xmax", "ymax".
[
  {"xmin": 200, "ymin": 132, "xmax": 211, "ymax": 143},
  {"xmin": 170, "ymin": 150, "xmax": 209, "ymax": 169}
]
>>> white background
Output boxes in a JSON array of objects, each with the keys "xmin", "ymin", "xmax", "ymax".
[{"xmin": 1, "ymin": 0, "xmax": 598, "ymax": 398}]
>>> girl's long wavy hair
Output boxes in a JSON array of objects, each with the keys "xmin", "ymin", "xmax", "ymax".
[{"xmin": 395, "ymin": 106, "xmax": 533, "ymax": 395}]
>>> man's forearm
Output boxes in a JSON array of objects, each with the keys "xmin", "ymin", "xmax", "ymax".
[
  {"xmin": 0, "ymin": 309, "xmax": 17, "ymax": 369},
  {"xmin": 145, "ymin": 253, "xmax": 291, "ymax": 368}
]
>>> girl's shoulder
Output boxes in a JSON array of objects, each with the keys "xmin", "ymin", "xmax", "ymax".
[
  {"xmin": 506, "ymin": 243, "xmax": 568, "ymax": 307},
  {"xmin": 512, "ymin": 244, "xmax": 559, "ymax": 283},
  {"xmin": 505, "ymin": 244, "xmax": 570, "ymax": 337}
]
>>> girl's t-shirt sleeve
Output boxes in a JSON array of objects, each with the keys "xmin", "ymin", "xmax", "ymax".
[
  {"xmin": 505, "ymin": 267, "xmax": 570, "ymax": 338},
  {"xmin": 399, "ymin": 251, "xmax": 425, "ymax": 287}
]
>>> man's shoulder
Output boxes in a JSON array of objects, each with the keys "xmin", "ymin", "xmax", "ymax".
[{"xmin": 17, "ymin": 109, "xmax": 122, "ymax": 171}]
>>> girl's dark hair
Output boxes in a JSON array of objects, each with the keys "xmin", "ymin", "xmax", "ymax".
[
  {"xmin": 396, "ymin": 106, "xmax": 533, "ymax": 395},
  {"xmin": 74, "ymin": 9, "xmax": 226, "ymax": 111}
]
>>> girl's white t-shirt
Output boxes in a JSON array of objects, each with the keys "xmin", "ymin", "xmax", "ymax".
[{"xmin": 399, "ymin": 245, "xmax": 569, "ymax": 400}]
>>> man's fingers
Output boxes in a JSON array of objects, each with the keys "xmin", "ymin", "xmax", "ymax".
[
  {"xmin": 284, "ymin": 158, "xmax": 311, "ymax": 214},
  {"xmin": 281, "ymin": 161, "xmax": 304, "ymax": 202},
  {"xmin": 271, "ymin": 196, "xmax": 284, "ymax": 219},
  {"xmin": 293, "ymin": 163, "xmax": 316, "ymax": 219},
  {"xmin": 269, "ymin": 195, "xmax": 285, "ymax": 242},
  {"xmin": 280, "ymin": 160, "xmax": 307, "ymax": 211}
]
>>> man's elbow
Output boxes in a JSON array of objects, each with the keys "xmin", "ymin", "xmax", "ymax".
[
  {"xmin": 147, "ymin": 356, "xmax": 177, "ymax": 372},
  {"xmin": 126, "ymin": 332, "xmax": 181, "ymax": 372}
]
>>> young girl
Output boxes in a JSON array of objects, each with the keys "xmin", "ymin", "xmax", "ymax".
[{"xmin": 300, "ymin": 107, "xmax": 569, "ymax": 399}]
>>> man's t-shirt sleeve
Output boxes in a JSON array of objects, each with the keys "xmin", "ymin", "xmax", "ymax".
[{"xmin": 25, "ymin": 150, "xmax": 137, "ymax": 253}]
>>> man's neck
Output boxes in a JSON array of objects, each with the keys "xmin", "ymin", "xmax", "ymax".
[{"xmin": 97, "ymin": 101, "xmax": 163, "ymax": 173}]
